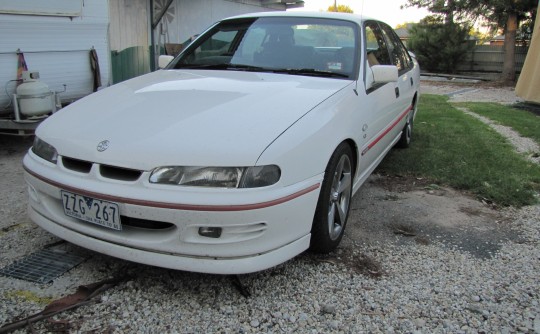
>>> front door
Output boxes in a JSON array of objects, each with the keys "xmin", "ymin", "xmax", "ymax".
[{"xmin": 355, "ymin": 21, "xmax": 401, "ymax": 182}]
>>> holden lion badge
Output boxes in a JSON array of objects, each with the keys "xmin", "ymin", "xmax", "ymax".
[{"xmin": 97, "ymin": 140, "xmax": 110, "ymax": 152}]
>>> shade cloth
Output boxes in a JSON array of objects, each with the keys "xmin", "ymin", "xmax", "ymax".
[
  {"xmin": 16, "ymin": 51, "xmax": 28, "ymax": 85},
  {"xmin": 515, "ymin": 1, "xmax": 540, "ymax": 104}
]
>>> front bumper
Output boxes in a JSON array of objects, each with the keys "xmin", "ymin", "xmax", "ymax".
[
  {"xmin": 23, "ymin": 152, "xmax": 322, "ymax": 274},
  {"xmin": 28, "ymin": 206, "xmax": 312, "ymax": 274}
]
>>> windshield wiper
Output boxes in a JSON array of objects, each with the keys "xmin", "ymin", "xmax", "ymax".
[
  {"xmin": 226, "ymin": 64, "xmax": 267, "ymax": 72},
  {"xmin": 178, "ymin": 63, "xmax": 267, "ymax": 72},
  {"xmin": 177, "ymin": 63, "xmax": 229, "ymax": 69},
  {"xmin": 177, "ymin": 64, "xmax": 349, "ymax": 78},
  {"xmin": 270, "ymin": 68, "xmax": 349, "ymax": 78}
]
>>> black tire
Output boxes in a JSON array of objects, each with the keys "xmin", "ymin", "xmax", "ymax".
[
  {"xmin": 310, "ymin": 143, "xmax": 353, "ymax": 253},
  {"xmin": 396, "ymin": 103, "xmax": 416, "ymax": 149}
]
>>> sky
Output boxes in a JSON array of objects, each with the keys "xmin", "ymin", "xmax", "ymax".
[{"xmin": 289, "ymin": 0, "xmax": 430, "ymax": 28}]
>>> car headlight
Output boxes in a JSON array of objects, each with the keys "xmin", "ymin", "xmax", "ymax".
[
  {"xmin": 149, "ymin": 165, "xmax": 280, "ymax": 188},
  {"xmin": 32, "ymin": 137, "xmax": 58, "ymax": 164}
]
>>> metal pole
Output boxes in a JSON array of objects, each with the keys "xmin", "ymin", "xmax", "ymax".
[
  {"xmin": 12, "ymin": 94, "xmax": 21, "ymax": 121},
  {"xmin": 150, "ymin": 0, "xmax": 156, "ymax": 71}
]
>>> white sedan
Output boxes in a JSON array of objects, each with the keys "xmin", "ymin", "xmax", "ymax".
[{"xmin": 23, "ymin": 11, "xmax": 420, "ymax": 274}]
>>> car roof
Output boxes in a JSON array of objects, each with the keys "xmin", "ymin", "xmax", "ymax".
[{"xmin": 225, "ymin": 10, "xmax": 376, "ymax": 26}]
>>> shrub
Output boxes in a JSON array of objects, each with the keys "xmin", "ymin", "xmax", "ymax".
[{"xmin": 407, "ymin": 17, "xmax": 474, "ymax": 73}]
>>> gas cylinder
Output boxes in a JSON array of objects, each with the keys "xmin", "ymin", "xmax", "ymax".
[{"xmin": 16, "ymin": 71, "xmax": 53, "ymax": 117}]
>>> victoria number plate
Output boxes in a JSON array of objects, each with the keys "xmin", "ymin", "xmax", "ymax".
[{"xmin": 61, "ymin": 191, "xmax": 121, "ymax": 230}]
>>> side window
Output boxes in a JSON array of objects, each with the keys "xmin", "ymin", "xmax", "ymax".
[
  {"xmin": 380, "ymin": 23, "xmax": 413, "ymax": 74},
  {"xmin": 364, "ymin": 22, "xmax": 391, "ymax": 67}
]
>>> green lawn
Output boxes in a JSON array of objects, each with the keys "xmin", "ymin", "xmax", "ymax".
[
  {"xmin": 378, "ymin": 94, "xmax": 540, "ymax": 207},
  {"xmin": 458, "ymin": 102, "xmax": 540, "ymax": 145}
]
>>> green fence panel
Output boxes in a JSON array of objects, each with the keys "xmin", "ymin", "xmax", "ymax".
[{"xmin": 111, "ymin": 46, "xmax": 151, "ymax": 84}]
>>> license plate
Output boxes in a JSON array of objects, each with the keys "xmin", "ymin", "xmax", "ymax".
[{"xmin": 61, "ymin": 190, "xmax": 121, "ymax": 230}]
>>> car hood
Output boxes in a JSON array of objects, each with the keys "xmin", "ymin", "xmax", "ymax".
[{"xmin": 38, "ymin": 70, "xmax": 352, "ymax": 170}]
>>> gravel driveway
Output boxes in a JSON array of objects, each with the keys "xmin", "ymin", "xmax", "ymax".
[{"xmin": 1, "ymin": 82, "xmax": 539, "ymax": 333}]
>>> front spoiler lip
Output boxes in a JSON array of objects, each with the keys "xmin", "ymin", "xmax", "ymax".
[
  {"xmin": 28, "ymin": 206, "xmax": 311, "ymax": 274},
  {"xmin": 23, "ymin": 165, "xmax": 320, "ymax": 212}
]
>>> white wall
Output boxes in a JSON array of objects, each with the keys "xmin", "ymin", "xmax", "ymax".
[{"xmin": 0, "ymin": 0, "xmax": 110, "ymax": 110}]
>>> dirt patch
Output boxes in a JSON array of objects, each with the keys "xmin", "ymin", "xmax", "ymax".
[{"xmin": 341, "ymin": 175, "xmax": 521, "ymax": 260}]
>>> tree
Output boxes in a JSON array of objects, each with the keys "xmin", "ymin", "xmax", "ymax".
[
  {"xmin": 401, "ymin": 0, "xmax": 459, "ymax": 23},
  {"xmin": 407, "ymin": 16, "xmax": 473, "ymax": 73},
  {"xmin": 395, "ymin": 22, "xmax": 416, "ymax": 30},
  {"xmin": 516, "ymin": 16, "xmax": 535, "ymax": 46},
  {"xmin": 327, "ymin": 4, "xmax": 353, "ymax": 13},
  {"xmin": 404, "ymin": 0, "xmax": 537, "ymax": 83},
  {"xmin": 469, "ymin": 27, "xmax": 491, "ymax": 45},
  {"xmin": 475, "ymin": 0, "xmax": 537, "ymax": 82}
]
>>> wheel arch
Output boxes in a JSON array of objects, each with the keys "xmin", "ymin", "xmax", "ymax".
[
  {"xmin": 412, "ymin": 92, "xmax": 419, "ymax": 112},
  {"xmin": 310, "ymin": 139, "xmax": 355, "ymax": 253},
  {"xmin": 341, "ymin": 138, "xmax": 359, "ymax": 178}
]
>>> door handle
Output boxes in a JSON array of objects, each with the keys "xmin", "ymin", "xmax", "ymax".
[
  {"xmin": 410, "ymin": 77, "xmax": 414, "ymax": 86},
  {"xmin": 395, "ymin": 87, "xmax": 400, "ymax": 98}
]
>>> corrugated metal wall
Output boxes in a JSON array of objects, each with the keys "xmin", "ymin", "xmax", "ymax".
[{"xmin": 0, "ymin": 0, "xmax": 109, "ymax": 109}]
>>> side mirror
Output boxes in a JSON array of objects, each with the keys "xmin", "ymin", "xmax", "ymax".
[
  {"xmin": 371, "ymin": 65, "xmax": 398, "ymax": 84},
  {"xmin": 158, "ymin": 55, "xmax": 174, "ymax": 69}
]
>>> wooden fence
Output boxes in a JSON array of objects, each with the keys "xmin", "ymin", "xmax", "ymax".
[{"xmin": 456, "ymin": 45, "xmax": 529, "ymax": 74}]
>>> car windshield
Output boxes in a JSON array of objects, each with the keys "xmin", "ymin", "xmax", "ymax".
[{"xmin": 170, "ymin": 17, "xmax": 359, "ymax": 79}]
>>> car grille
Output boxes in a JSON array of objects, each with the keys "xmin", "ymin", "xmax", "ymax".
[
  {"xmin": 62, "ymin": 157, "xmax": 92, "ymax": 173},
  {"xmin": 100, "ymin": 165, "xmax": 142, "ymax": 181},
  {"xmin": 61, "ymin": 156, "xmax": 143, "ymax": 182}
]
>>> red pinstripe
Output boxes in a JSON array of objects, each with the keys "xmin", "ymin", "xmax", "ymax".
[{"xmin": 24, "ymin": 166, "xmax": 320, "ymax": 212}]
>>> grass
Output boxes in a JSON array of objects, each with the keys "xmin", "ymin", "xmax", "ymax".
[
  {"xmin": 457, "ymin": 102, "xmax": 540, "ymax": 145},
  {"xmin": 5, "ymin": 290, "xmax": 54, "ymax": 305},
  {"xmin": 378, "ymin": 94, "xmax": 540, "ymax": 207}
]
